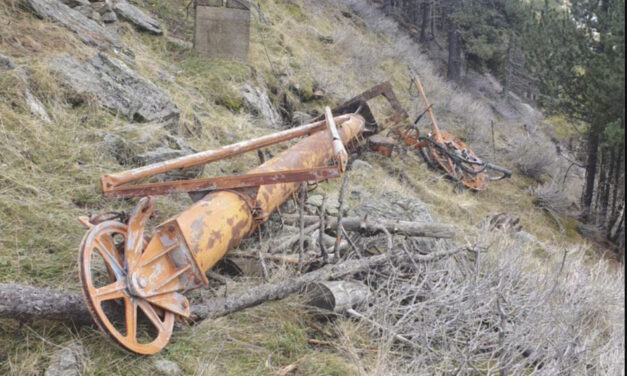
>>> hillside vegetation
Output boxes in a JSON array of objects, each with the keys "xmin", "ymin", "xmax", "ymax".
[{"xmin": 0, "ymin": 0, "xmax": 623, "ymax": 375}]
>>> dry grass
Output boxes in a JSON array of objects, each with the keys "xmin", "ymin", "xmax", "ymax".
[
  {"xmin": 511, "ymin": 140, "xmax": 557, "ymax": 179},
  {"xmin": 0, "ymin": 0, "xmax": 621, "ymax": 374},
  {"xmin": 360, "ymin": 230, "xmax": 625, "ymax": 375}
]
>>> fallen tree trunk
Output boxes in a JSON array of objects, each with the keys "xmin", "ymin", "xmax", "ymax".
[
  {"xmin": 0, "ymin": 248, "xmax": 464, "ymax": 324},
  {"xmin": 191, "ymin": 247, "xmax": 464, "ymax": 320},
  {"xmin": 282, "ymin": 215, "xmax": 455, "ymax": 239},
  {"xmin": 0, "ymin": 284, "xmax": 93, "ymax": 325},
  {"xmin": 189, "ymin": 251, "xmax": 399, "ymax": 320}
]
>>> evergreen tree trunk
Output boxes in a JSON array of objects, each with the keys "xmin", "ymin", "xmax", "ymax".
[
  {"xmin": 447, "ymin": 0, "xmax": 461, "ymax": 82},
  {"xmin": 600, "ymin": 149, "xmax": 613, "ymax": 226},
  {"xmin": 607, "ymin": 146, "xmax": 624, "ymax": 239},
  {"xmin": 420, "ymin": 1, "xmax": 432, "ymax": 42},
  {"xmin": 503, "ymin": 35, "xmax": 515, "ymax": 99},
  {"xmin": 582, "ymin": 124, "xmax": 601, "ymax": 221}
]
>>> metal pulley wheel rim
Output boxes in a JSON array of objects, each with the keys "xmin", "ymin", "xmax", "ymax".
[{"xmin": 78, "ymin": 221, "xmax": 175, "ymax": 355}]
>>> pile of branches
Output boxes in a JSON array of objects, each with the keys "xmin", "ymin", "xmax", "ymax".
[{"xmin": 358, "ymin": 233, "xmax": 625, "ymax": 375}]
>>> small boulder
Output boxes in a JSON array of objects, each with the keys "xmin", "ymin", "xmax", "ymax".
[
  {"xmin": 0, "ymin": 53, "xmax": 16, "ymax": 71},
  {"xmin": 135, "ymin": 136, "xmax": 203, "ymax": 181},
  {"xmin": 60, "ymin": 0, "xmax": 89, "ymax": 7},
  {"xmin": 102, "ymin": 133, "xmax": 136, "ymax": 165},
  {"xmin": 292, "ymin": 111, "xmax": 313, "ymax": 125},
  {"xmin": 325, "ymin": 197, "xmax": 342, "ymax": 216},
  {"xmin": 25, "ymin": 89, "xmax": 52, "ymax": 124},
  {"xmin": 350, "ymin": 191, "xmax": 434, "ymax": 223},
  {"xmin": 44, "ymin": 345, "xmax": 86, "ymax": 376},
  {"xmin": 352, "ymin": 159, "xmax": 373, "ymax": 171},
  {"xmin": 306, "ymin": 195, "xmax": 324, "ymax": 208},
  {"xmin": 153, "ymin": 359, "xmax": 182, "ymax": 376},
  {"xmin": 240, "ymin": 84, "xmax": 281, "ymax": 128},
  {"xmin": 102, "ymin": 10, "xmax": 117, "ymax": 23},
  {"xmin": 512, "ymin": 231, "xmax": 542, "ymax": 247},
  {"xmin": 113, "ymin": 0, "xmax": 163, "ymax": 35}
]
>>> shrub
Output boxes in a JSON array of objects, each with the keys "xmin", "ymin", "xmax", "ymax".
[{"xmin": 512, "ymin": 141, "xmax": 556, "ymax": 178}]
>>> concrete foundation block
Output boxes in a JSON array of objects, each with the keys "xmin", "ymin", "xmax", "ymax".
[{"xmin": 194, "ymin": 3, "xmax": 250, "ymax": 61}]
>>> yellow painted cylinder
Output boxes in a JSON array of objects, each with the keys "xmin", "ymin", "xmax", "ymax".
[
  {"xmin": 170, "ymin": 115, "xmax": 365, "ymax": 273},
  {"xmin": 174, "ymin": 191, "xmax": 254, "ymax": 272},
  {"xmin": 252, "ymin": 115, "xmax": 365, "ymax": 219}
]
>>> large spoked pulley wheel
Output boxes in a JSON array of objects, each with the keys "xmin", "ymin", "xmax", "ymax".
[
  {"xmin": 427, "ymin": 131, "xmax": 488, "ymax": 191},
  {"xmin": 78, "ymin": 221, "xmax": 175, "ymax": 355}
]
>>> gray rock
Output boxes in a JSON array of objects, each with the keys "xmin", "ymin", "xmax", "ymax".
[
  {"xmin": 49, "ymin": 53, "xmax": 180, "ymax": 124},
  {"xmin": 306, "ymin": 195, "xmax": 324, "ymax": 208},
  {"xmin": 349, "ymin": 191, "xmax": 436, "ymax": 250},
  {"xmin": 102, "ymin": 133, "xmax": 136, "ymax": 165},
  {"xmin": 157, "ymin": 70, "xmax": 175, "ymax": 83},
  {"xmin": 73, "ymin": 4, "xmax": 96, "ymax": 20},
  {"xmin": 166, "ymin": 36, "xmax": 193, "ymax": 50},
  {"xmin": 44, "ymin": 345, "xmax": 86, "ymax": 376},
  {"xmin": 113, "ymin": 0, "xmax": 163, "ymax": 35},
  {"xmin": 101, "ymin": 10, "xmax": 117, "ymax": 23},
  {"xmin": 325, "ymin": 197, "xmax": 342, "ymax": 216},
  {"xmin": 292, "ymin": 111, "xmax": 313, "ymax": 125},
  {"xmin": 60, "ymin": 0, "xmax": 89, "ymax": 7},
  {"xmin": 512, "ymin": 231, "xmax": 542, "ymax": 247},
  {"xmin": 135, "ymin": 136, "xmax": 203, "ymax": 181},
  {"xmin": 25, "ymin": 89, "xmax": 52, "ymax": 124},
  {"xmin": 240, "ymin": 84, "xmax": 281, "ymax": 128},
  {"xmin": 153, "ymin": 359, "xmax": 182, "ymax": 376},
  {"xmin": 0, "ymin": 53, "xmax": 15, "ymax": 71},
  {"xmin": 351, "ymin": 159, "xmax": 373, "ymax": 170},
  {"xmin": 23, "ymin": 0, "xmax": 121, "ymax": 50},
  {"xmin": 349, "ymin": 191, "xmax": 433, "ymax": 223},
  {"xmin": 305, "ymin": 195, "xmax": 345, "ymax": 216}
]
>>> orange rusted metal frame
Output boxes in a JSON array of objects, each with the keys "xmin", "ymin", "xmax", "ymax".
[
  {"xmin": 78, "ymin": 113, "xmax": 367, "ymax": 354},
  {"xmin": 409, "ymin": 70, "xmax": 443, "ymax": 143},
  {"xmin": 407, "ymin": 71, "xmax": 490, "ymax": 191},
  {"xmin": 101, "ymin": 114, "xmax": 354, "ymax": 194},
  {"xmin": 103, "ymin": 167, "xmax": 343, "ymax": 199},
  {"xmin": 312, "ymin": 81, "xmax": 409, "ymax": 132}
]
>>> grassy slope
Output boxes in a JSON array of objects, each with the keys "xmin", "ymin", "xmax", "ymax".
[{"xmin": 0, "ymin": 0, "xmax": 591, "ymax": 374}]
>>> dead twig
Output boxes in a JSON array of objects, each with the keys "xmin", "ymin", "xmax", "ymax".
[
  {"xmin": 319, "ymin": 194, "xmax": 328, "ymax": 264},
  {"xmin": 334, "ymin": 174, "xmax": 350, "ymax": 263}
]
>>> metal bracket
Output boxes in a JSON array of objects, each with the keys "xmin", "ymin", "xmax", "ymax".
[{"xmin": 101, "ymin": 113, "xmax": 355, "ymax": 200}]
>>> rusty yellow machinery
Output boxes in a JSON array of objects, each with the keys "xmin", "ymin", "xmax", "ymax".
[
  {"xmin": 396, "ymin": 71, "xmax": 512, "ymax": 190},
  {"xmin": 77, "ymin": 84, "xmax": 407, "ymax": 354}
]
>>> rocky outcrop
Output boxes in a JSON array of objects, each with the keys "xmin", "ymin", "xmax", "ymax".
[
  {"xmin": 240, "ymin": 84, "xmax": 281, "ymax": 128},
  {"xmin": 349, "ymin": 191, "xmax": 436, "ymax": 250},
  {"xmin": 1, "ymin": 58, "xmax": 53, "ymax": 123},
  {"xmin": 350, "ymin": 191, "xmax": 434, "ymax": 222},
  {"xmin": 49, "ymin": 53, "xmax": 180, "ymax": 124},
  {"xmin": 22, "ymin": 0, "xmax": 121, "ymax": 50},
  {"xmin": 113, "ymin": 0, "xmax": 163, "ymax": 35},
  {"xmin": 135, "ymin": 135, "xmax": 204, "ymax": 181},
  {"xmin": 102, "ymin": 125, "xmax": 203, "ymax": 180}
]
